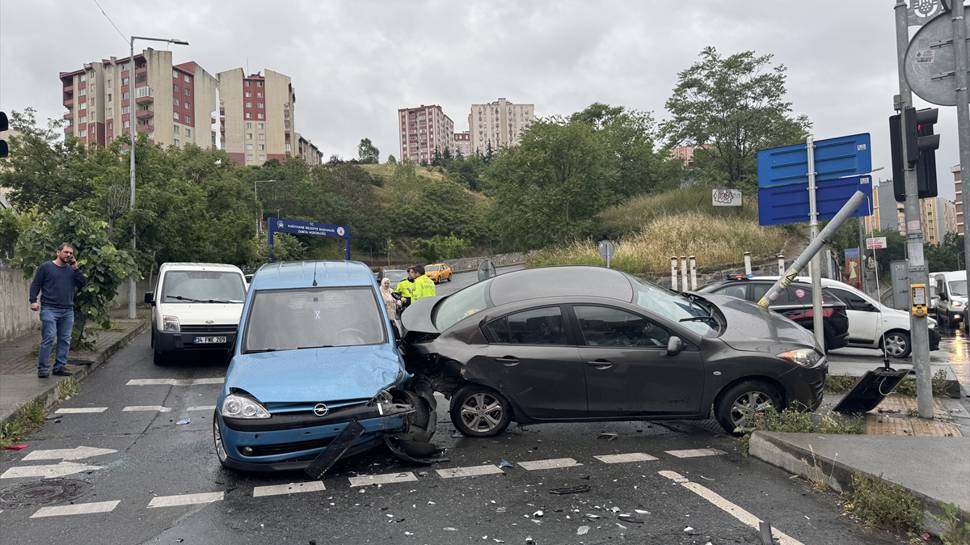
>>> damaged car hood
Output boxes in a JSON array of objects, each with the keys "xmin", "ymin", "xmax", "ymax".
[
  {"xmin": 704, "ymin": 294, "xmax": 818, "ymax": 353},
  {"xmin": 226, "ymin": 346, "xmax": 404, "ymax": 403}
]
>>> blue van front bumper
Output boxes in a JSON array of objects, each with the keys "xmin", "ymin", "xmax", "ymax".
[{"xmin": 216, "ymin": 411, "xmax": 407, "ymax": 472}]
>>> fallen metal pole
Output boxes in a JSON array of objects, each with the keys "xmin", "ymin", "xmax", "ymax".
[{"xmin": 758, "ymin": 190, "xmax": 867, "ymax": 311}]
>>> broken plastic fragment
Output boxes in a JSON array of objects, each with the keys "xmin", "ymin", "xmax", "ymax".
[
  {"xmin": 499, "ymin": 459, "xmax": 514, "ymax": 469},
  {"xmin": 549, "ymin": 484, "xmax": 590, "ymax": 495},
  {"xmin": 3, "ymin": 443, "xmax": 28, "ymax": 451},
  {"xmin": 577, "ymin": 526, "xmax": 590, "ymax": 536},
  {"xmin": 532, "ymin": 510, "xmax": 543, "ymax": 518},
  {"xmin": 597, "ymin": 432, "xmax": 618, "ymax": 441},
  {"xmin": 176, "ymin": 418, "xmax": 191, "ymax": 425}
]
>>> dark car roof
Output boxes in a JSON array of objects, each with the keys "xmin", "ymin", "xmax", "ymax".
[{"xmin": 488, "ymin": 266, "xmax": 635, "ymax": 306}]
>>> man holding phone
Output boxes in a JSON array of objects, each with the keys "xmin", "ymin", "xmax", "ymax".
[{"xmin": 29, "ymin": 243, "xmax": 87, "ymax": 378}]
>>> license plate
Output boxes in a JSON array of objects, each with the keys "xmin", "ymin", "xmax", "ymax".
[{"xmin": 194, "ymin": 336, "xmax": 227, "ymax": 344}]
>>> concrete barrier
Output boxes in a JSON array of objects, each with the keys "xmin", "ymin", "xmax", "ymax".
[{"xmin": 0, "ymin": 266, "xmax": 39, "ymax": 341}]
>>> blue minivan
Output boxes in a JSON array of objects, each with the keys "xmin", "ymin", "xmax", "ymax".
[{"xmin": 213, "ymin": 261, "xmax": 434, "ymax": 472}]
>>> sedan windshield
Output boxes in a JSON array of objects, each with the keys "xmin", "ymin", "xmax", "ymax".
[
  {"xmin": 243, "ymin": 287, "xmax": 386, "ymax": 353},
  {"xmin": 383, "ymin": 270, "xmax": 408, "ymax": 283},
  {"xmin": 434, "ymin": 278, "xmax": 493, "ymax": 330},
  {"xmin": 628, "ymin": 276, "xmax": 718, "ymax": 336},
  {"xmin": 161, "ymin": 271, "xmax": 245, "ymax": 303},
  {"xmin": 949, "ymin": 280, "xmax": 967, "ymax": 297}
]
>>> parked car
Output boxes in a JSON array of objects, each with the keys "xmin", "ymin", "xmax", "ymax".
[
  {"xmin": 401, "ymin": 266, "xmax": 827, "ymax": 435},
  {"xmin": 931, "ymin": 271, "xmax": 968, "ymax": 329},
  {"xmin": 772, "ymin": 276, "xmax": 939, "ymax": 357},
  {"xmin": 697, "ymin": 277, "xmax": 850, "ymax": 351},
  {"xmin": 213, "ymin": 261, "xmax": 436, "ymax": 472},
  {"xmin": 144, "ymin": 263, "xmax": 248, "ymax": 365},
  {"xmin": 425, "ymin": 263, "xmax": 453, "ymax": 283},
  {"xmin": 378, "ymin": 268, "xmax": 409, "ymax": 287}
]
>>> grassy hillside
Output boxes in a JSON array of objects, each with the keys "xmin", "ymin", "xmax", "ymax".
[{"xmin": 531, "ymin": 187, "xmax": 798, "ymax": 274}]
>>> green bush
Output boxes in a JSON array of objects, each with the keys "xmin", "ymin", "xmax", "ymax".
[
  {"xmin": 414, "ymin": 235, "xmax": 468, "ymax": 263},
  {"xmin": 844, "ymin": 472, "xmax": 924, "ymax": 536}
]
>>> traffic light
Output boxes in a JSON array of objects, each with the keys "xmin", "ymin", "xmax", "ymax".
[
  {"xmin": 890, "ymin": 107, "xmax": 939, "ymax": 201},
  {"xmin": 0, "ymin": 111, "xmax": 8, "ymax": 158}
]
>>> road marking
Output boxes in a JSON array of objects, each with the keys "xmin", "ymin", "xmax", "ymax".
[
  {"xmin": 122, "ymin": 405, "xmax": 172, "ymax": 413},
  {"xmin": 348, "ymin": 472, "xmax": 417, "ymax": 487},
  {"xmin": 147, "ymin": 492, "xmax": 224, "ymax": 508},
  {"xmin": 659, "ymin": 470, "xmax": 804, "ymax": 545},
  {"xmin": 126, "ymin": 378, "xmax": 224, "ymax": 386},
  {"xmin": 253, "ymin": 481, "xmax": 326, "ymax": 497},
  {"xmin": 518, "ymin": 458, "xmax": 582, "ymax": 471},
  {"xmin": 1, "ymin": 462, "xmax": 100, "ymax": 479},
  {"xmin": 55, "ymin": 407, "xmax": 108, "ymax": 414},
  {"xmin": 186, "ymin": 405, "xmax": 217, "ymax": 412},
  {"xmin": 594, "ymin": 452, "xmax": 659, "ymax": 464},
  {"xmin": 436, "ymin": 465, "xmax": 504, "ymax": 479},
  {"xmin": 30, "ymin": 500, "xmax": 120, "ymax": 518},
  {"xmin": 665, "ymin": 448, "xmax": 725, "ymax": 458},
  {"xmin": 23, "ymin": 446, "xmax": 117, "ymax": 461}
]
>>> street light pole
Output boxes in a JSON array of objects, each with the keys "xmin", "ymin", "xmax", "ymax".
[{"xmin": 127, "ymin": 36, "xmax": 189, "ymax": 320}]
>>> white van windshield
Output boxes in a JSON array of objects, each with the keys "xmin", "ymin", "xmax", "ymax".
[
  {"xmin": 949, "ymin": 280, "xmax": 967, "ymax": 297},
  {"xmin": 161, "ymin": 271, "xmax": 245, "ymax": 303}
]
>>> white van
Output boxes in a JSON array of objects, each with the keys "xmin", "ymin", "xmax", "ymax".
[
  {"xmin": 144, "ymin": 263, "xmax": 248, "ymax": 365},
  {"xmin": 931, "ymin": 270, "xmax": 968, "ymax": 329}
]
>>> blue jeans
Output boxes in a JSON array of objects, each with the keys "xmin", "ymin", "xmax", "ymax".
[{"xmin": 38, "ymin": 307, "xmax": 74, "ymax": 374}]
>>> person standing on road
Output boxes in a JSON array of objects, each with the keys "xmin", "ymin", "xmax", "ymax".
[
  {"xmin": 29, "ymin": 243, "xmax": 87, "ymax": 378},
  {"xmin": 380, "ymin": 277, "xmax": 401, "ymax": 320},
  {"xmin": 395, "ymin": 269, "xmax": 416, "ymax": 309},
  {"xmin": 411, "ymin": 265, "xmax": 437, "ymax": 302}
]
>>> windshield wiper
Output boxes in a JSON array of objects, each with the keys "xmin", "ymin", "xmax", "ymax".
[
  {"xmin": 206, "ymin": 298, "xmax": 243, "ymax": 304},
  {"xmin": 297, "ymin": 345, "xmax": 335, "ymax": 350},
  {"xmin": 247, "ymin": 348, "xmax": 279, "ymax": 353},
  {"xmin": 680, "ymin": 315, "xmax": 719, "ymax": 325},
  {"xmin": 165, "ymin": 295, "xmax": 206, "ymax": 303}
]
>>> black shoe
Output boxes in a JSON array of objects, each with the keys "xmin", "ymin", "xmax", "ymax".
[
  {"xmin": 52, "ymin": 368, "xmax": 73, "ymax": 377},
  {"xmin": 37, "ymin": 372, "xmax": 50, "ymax": 378}
]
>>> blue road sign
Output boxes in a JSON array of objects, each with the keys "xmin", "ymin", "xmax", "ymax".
[
  {"xmin": 757, "ymin": 133, "xmax": 873, "ymax": 225},
  {"xmin": 267, "ymin": 217, "xmax": 351, "ymax": 260}
]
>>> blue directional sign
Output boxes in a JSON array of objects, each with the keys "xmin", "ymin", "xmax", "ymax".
[
  {"xmin": 757, "ymin": 133, "xmax": 873, "ymax": 225},
  {"xmin": 267, "ymin": 217, "xmax": 351, "ymax": 260}
]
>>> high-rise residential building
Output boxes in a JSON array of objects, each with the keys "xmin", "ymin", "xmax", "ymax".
[
  {"xmin": 219, "ymin": 69, "xmax": 299, "ymax": 166},
  {"xmin": 942, "ymin": 198, "xmax": 958, "ymax": 238},
  {"xmin": 297, "ymin": 134, "xmax": 323, "ymax": 165},
  {"xmin": 867, "ymin": 181, "xmax": 900, "ymax": 233},
  {"xmin": 893, "ymin": 196, "xmax": 947, "ymax": 244},
  {"xmin": 60, "ymin": 48, "xmax": 217, "ymax": 148},
  {"xmin": 453, "ymin": 131, "xmax": 472, "ymax": 157},
  {"xmin": 954, "ymin": 165, "xmax": 966, "ymax": 235},
  {"xmin": 468, "ymin": 98, "xmax": 535, "ymax": 154},
  {"xmin": 398, "ymin": 105, "xmax": 454, "ymax": 164}
]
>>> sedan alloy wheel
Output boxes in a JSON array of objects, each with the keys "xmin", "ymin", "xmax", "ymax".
[{"xmin": 450, "ymin": 386, "xmax": 512, "ymax": 437}]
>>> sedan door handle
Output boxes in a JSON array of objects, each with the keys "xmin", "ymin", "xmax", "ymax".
[
  {"xmin": 495, "ymin": 356, "xmax": 520, "ymax": 366},
  {"xmin": 585, "ymin": 359, "xmax": 614, "ymax": 369}
]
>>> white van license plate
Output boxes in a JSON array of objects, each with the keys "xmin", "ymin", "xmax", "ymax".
[{"xmin": 194, "ymin": 336, "xmax": 227, "ymax": 344}]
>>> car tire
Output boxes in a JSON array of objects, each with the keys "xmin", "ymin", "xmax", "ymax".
[
  {"xmin": 881, "ymin": 330, "xmax": 911, "ymax": 359},
  {"xmin": 450, "ymin": 385, "xmax": 512, "ymax": 438},
  {"xmin": 212, "ymin": 412, "xmax": 231, "ymax": 469},
  {"xmin": 714, "ymin": 380, "xmax": 784, "ymax": 435}
]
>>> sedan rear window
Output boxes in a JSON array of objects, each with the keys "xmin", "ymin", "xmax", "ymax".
[{"xmin": 243, "ymin": 287, "xmax": 386, "ymax": 353}]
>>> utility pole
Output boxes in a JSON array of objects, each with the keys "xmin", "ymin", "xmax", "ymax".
[
  {"xmin": 807, "ymin": 136, "xmax": 826, "ymax": 350},
  {"xmin": 894, "ymin": 1, "xmax": 934, "ymax": 418},
  {"xmin": 952, "ymin": 3, "xmax": 970, "ymax": 326}
]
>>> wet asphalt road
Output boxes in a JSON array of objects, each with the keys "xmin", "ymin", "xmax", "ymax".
[{"xmin": 0, "ymin": 269, "xmax": 909, "ymax": 545}]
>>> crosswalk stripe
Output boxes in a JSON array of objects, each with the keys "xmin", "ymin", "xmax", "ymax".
[
  {"xmin": 126, "ymin": 378, "xmax": 224, "ymax": 386},
  {"xmin": 665, "ymin": 448, "xmax": 725, "ymax": 459},
  {"xmin": 436, "ymin": 465, "xmax": 503, "ymax": 479},
  {"xmin": 55, "ymin": 407, "xmax": 108, "ymax": 414},
  {"xmin": 518, "ymin": 458, "xmax": 582, "ymax": 471},
  {"xmin": 594, "ymin": 452, "xmax": 658, "ymax": 464},
  {"xmin": 348, "ymin": 472, "xmax": 417, "ymax": 487},
  {"xmin": 659, "ymin": 470, "xmax": 804, "ymax": 545},
  {"xmin": 147, "ymin": 492, "xmax": 224, "ymax": 508},
  {"xmin": 122, "ymin": 406, "xmax": 171, "ymax": 413},
  {"xmin": 30, "ymin": 500, "xmax": 120, "ymax": 518},
  {"xmin": 186, "ymin": 405, "xmax": 217, "ymax": 412},
  {"xmin": 253, "ymin": 481, "xmax": 326, "ymax": 497}
]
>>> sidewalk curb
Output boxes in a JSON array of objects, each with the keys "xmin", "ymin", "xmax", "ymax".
[
  {"xmin": 749, "ymin": 431, "xmax": 969, "ymax": 537},
  {"xmin": 0, "ymin": 320, "xmax": 146, "ymax": 430}
]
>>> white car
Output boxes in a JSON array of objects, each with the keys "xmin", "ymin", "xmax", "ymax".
[
  {"xmin": 144, "ymin": 263, "xmax": 248, "ymax": 365},
  {"xmin": 931, "ymin": 270, "xmax": 968, "ymax": 329},
  {"xmin": 752, "ymin": 276, "xmax": 939, "ymax": 358}
]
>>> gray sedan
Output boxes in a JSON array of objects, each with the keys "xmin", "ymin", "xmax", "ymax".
[{"xmin": 401, "ymin": 266, "xmax": 827, "ymax": 435}]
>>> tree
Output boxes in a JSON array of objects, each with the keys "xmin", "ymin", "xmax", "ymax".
[
  {"xmin": 357, "ymin": 138, "xmax": 380, "ymax": 164},
  {"xmin": 663, "ymin": 47, "xmax": 811, "ymax": 189},
  {"xmin": 16, "ymin": 208, "xmax": 138, "ymax": 346},
  {"xmin": 386, "ymin": 154, "xmax": 397, "ymax": 164}
]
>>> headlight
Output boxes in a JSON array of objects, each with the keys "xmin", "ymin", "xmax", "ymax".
[
  {"xmin": 162, "ymin": 315, "xmax": 180, "ymax": 333},
  {"xmin": 777, "ymin": 348, "xmax": 822, "ymax": 367},
  {"xmin": 952, "ymin": 301, "xmax": 964, "ymax": 309},
  {"xmin": 221, "ymin": 393, "xmax": 270, "ymax": 419}
]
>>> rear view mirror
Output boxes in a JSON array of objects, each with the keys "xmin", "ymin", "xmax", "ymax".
[
  {"xmin": 143, "ymin": 292, "xmax": 154, "ymax": 305},
  {"xmin": 666, "ymin": 336, "xmax": 684, "ymax": 357}
]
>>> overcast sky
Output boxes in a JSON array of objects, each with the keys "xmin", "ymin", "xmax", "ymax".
[{"xmin": 0, "ymin": 0, "xmax": 964, "ymax": 199}]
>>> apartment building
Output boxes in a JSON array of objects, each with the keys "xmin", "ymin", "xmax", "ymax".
[
  {"xmin": 468, "ymin": 98, "xmax": 535, "ymax": 154},
  {"xmin": 453, "ymin": 131, "xmax": 472, "ymax": 157},
  {"xmin": 297, "ymin": 134, "xmax": 323, "ymax": 165},
  {"xmin": 398, "ymin": 105, "xmax": 454, "ymax": 164},
  {"xmin": 218, "ymin": 69, "xmax": 298, "ymax": 166},
  {"xmin": 955, "ymin": 165, "xmax": 966, "ymax": 235},
  {"xmin": 891, "ymin": 196, "xmax": 950, "ymax": 244},
  {"xmin": 60, "ymin": 48, "xmax": 217, "ymax": 148}
]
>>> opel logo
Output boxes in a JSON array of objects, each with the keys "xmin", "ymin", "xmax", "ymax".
[
  {"xmin": 313, "ymin": 403, "xmax": 329, "ymax": 417},
  {"xmin": 205, "ymin": 320, "xmax": 214, "ymax": 324}
]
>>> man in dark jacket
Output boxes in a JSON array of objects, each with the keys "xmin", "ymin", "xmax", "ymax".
[{"xmin": 29, "ymin": 243, "xmax": 87, "ymax": 378}]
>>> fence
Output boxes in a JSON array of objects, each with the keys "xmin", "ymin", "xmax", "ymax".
[{"xmin": 0, "ymin": 266, "xmax": 39, "ymax": 341}]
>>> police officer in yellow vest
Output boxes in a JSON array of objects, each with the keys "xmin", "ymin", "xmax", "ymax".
[
  {"xmin": 394, "ymin": 269, "xmax": 416, "ymax": 308},
  {"xmin": 411, "ymin": 265, "xmax": 437, "ymax": 301}
]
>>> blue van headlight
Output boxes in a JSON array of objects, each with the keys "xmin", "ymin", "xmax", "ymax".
[{"xmin": 222, "ymin": 393, "xmax": 271, "ymax": 419}]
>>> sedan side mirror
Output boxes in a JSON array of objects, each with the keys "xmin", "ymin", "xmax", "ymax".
[
  {"xmin": 143, "ymin": 292, "xmax": 154, "ymax": 305},
  {"xmin": 666, "ymin": 336, "xmax": 684, "ymax": 357}
]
